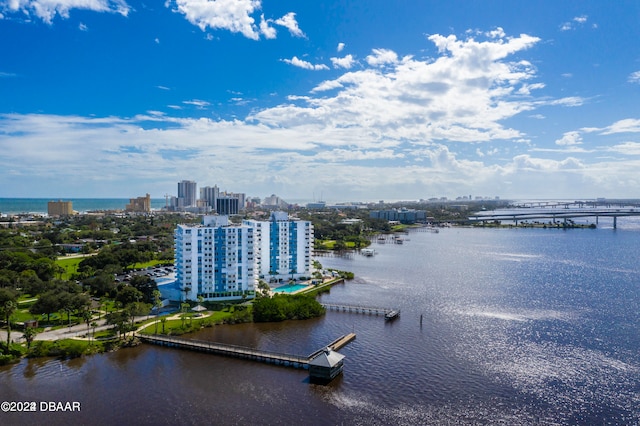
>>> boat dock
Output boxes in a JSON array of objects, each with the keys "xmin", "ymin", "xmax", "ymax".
[
  {"xmin": 307, "ymin": 332, "xmax": 357, "ymax": 359},
  {"xmin": 137, "ymin": 332, "xmax": 357, "ymax": 370},
  {"xmin": 321, "ymin": 303, "xmax": 399, "ymax": 318},
  {"xmin": 330, "ymin": 332, "xmax": 357, "ymax": 351}
]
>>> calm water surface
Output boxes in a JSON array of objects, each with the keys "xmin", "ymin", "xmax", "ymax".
[{"xmin": 2, "ymin": 224, "xmax": 640, "ymax": 425}]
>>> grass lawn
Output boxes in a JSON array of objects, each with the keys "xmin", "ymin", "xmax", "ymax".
[
  {"xmin": 138, "ymin": 311, "xmax": 235, "ymax": 335},
  {"xmin": 55, "ymin": 256, "xmax": 170, "ymax": 280},
  {"xmin": 12, "ymin": 308, "xmax": 39, "ymax": 323},
  {"xmin": 132, "ymin": 260, "xmax": 167, "ymax": 270},
  {"xmin": 317, "ymin": 240, "xmax": 359, "ymax": 250},
  {"xmin": 56, "ymin": 256, "xmax": 84, "ymax": 279}
]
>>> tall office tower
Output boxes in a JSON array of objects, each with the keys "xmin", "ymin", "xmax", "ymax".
[
  {"xmin": 177, "ymin": 180, "xmax": 197, "ymax": 208},
  {"xmin": 175, "ymin": 216, "xmax": 256, "ymax": 302},
  {"xmin": 244, "ymin": 211, "xmax": 313, "ymax": 282},
  {"xmin": 200, "ymin": 185, "xmax": 219, "ymax": 209}
]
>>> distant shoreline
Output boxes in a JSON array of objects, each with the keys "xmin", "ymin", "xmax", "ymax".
[{"xmin": 0, "ymin": 198, "xmax": 167, "ymax": 215}]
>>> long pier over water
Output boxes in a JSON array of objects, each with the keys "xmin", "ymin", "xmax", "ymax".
[{"xmin": 136, "ymin": 333, "xmax": 356, "ymax": 370}]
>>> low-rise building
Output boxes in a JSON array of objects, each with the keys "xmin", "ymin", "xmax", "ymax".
[{"xmin": 369, "ymin": 208, "xmax": 426, "ymax": 224}]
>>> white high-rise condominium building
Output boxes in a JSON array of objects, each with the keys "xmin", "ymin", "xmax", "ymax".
[
  {"xmin": 175, "ymin": 216, "xmax": 256, "ymax": 301},
  {"xmin": 244, "ymin": 211, "xmax": 313, "ymax": 282}
]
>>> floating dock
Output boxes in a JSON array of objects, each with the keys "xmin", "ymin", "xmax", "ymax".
[{"xmin": 384, "ymin": 310, "xmax": 400, "ymax": 321}]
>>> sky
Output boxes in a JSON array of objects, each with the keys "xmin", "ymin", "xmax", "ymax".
[{"xmin": 1, "ymin": 1, "xmax": 639, "ymax": 202}]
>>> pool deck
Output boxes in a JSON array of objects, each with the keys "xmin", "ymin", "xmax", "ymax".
[{"xmin": 272, "ymin": 284, "xmax": 311, "ymax": 294}]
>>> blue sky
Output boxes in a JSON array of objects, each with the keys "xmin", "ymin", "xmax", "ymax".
[{"xmin": 1, "ymin": 1, "xmax": 639, "ymax": 202}]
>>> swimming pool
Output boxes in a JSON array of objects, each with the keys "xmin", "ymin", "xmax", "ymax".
[{"xmin": 273, "ymin": 284, "xmax": 310, "ymax": 293}]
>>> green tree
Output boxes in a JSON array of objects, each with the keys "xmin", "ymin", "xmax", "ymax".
[
  {"xmin": 22, "ymin": 326, "xmax": 37, "ymax": 349},
  {"xmin": 152, "ymin": 290, "xmax": 162, "ymax": 334},
  {"xmin": 126, "ymin": 301, "xmax": 150, "ymax": 330},
  {"xmin": 129, "ymin": 275, "xmax": 158, "ymax": 304},
  {"xmin": 2, "ymin": 300, "xmax": 17, "ymax": 348},
  {"xmin": 0, "ymin": 288, "xmax": 18, "ymax": 350},
  {"xmin": 115, "ymin": 286, "xmax": 143, "ymax": 308},
  {"xmin": 84, "ymin": 273, "xmax": 117, "ymax": 297},
  {"xmin": 90, "ymin": 321, "xmax": 98, "ymax": 345},
  {"xmin": 106, "ymin": 311, "xmax": 129, "ymax": 339},
  {"xmin": 180, "ymin": 302, "xmax": 190, "ymax": 328},
  {"xmin": 29, "ymin": 291, "xmax": 61, "ymax": 324}
]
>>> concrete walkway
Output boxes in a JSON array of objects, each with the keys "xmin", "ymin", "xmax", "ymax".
[{"xmin": 1, "ymin": 310, "xmax": 214, "ymax": 345}]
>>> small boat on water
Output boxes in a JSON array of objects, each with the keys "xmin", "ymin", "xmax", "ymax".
[
  {"xmin": 385, "ymin": 310, "xmax": 400, "ymax": 321},
  {"xmin": 395, "ymin": 238, "xmax": 403, "ymax": 244},
  {"xmin": 361, "ymin": 248, "xmax": 375, "ymax": 256}
]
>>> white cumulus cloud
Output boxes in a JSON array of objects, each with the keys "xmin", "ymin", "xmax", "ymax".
[
  {"xmin": 282, "ymin": 56, "xmax": 328, "ymax": 71},
  {"xmin": 366, "ymin": 48, "xmax": 399, "ymax": 66},
  {"xmin": 169, "ymin": 0, "xmax": 262, "ymax": 40},
  {"xmin": 330, "ymin": 54, "xmax": 355, "ymax": 69},
  {"xmin": 259, "ymin": 13, "xmax": 276, "ymax": 39},
  {"xmin": 560, "ymin": 15, "xmax": 589, "ymax": 31},
  {"xmin": 273, "ymin": 12, "xmax": 304, "ymax": 37},
  {"xmin": 2, "ymin": 0, "xmax": 130, "ymax": 23},
  {"xmin": 555, "ymin": 131, "xmax": 583, "ymax": 146},
  {"xmin": 628, "ymin": 71, "xmax": 640, "ymax": 84},
  {"xmin": 167, "ymin": 1, "xmax": 303, "ymax": 40},
  {"xmin": 583, "ymin": 118, "xmax": 640, "ymax": 135}
]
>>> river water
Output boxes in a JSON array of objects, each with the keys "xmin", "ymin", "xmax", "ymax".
[{"xmin": 2, "ymin": 223, "xmax": 640, "ymax": 425}]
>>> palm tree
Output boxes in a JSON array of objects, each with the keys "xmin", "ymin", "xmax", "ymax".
[
  {"xmin": 82, "ymin": 309, "xmax": 92, "ymax": 339},
  {"xmin": 153, "ymin": 290, "xmax": 162, "ymax": 335},
  {"xmin": 22, "ymin": 326, "xmax": 37, "ymax": 350},
  {"xmin": 4, "ymin": 300, "xmax": 16, "ymax": 348},
  {"xmin": 90, "ymin": 321, "xmax": 98, "ymax": 345}
]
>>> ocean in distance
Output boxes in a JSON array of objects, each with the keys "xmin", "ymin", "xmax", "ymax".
[
  {"xmin": 2, "ymin": 222, "xmax": 640, "ymax": 425},
  {"xmin": 0, "ymin": 198, "xmax": 167, "ymax": 215}
]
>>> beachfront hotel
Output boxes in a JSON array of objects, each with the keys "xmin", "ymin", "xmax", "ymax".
[
  {"xmin": 47, "ymin": 200, "xmax": 74, "ymax": 216},
  {"xmin": 175, "ymin": 215, "xmax": 256, "ymax": 302},
  {"xmin": 244, "ymin": 212, "xmax": 313, "ymax": 283},
  {"xmin": 125, "ymin": 193, "xmax": 151, "ymax": 213}
]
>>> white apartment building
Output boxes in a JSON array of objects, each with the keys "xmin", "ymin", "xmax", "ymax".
[
  {"xmin": 175, "ymin": 216, "xmax": 256, "ymax": 301},
  {"xmin": 244, "ymin": 211, "xmax": 313, "ymax": 282}
]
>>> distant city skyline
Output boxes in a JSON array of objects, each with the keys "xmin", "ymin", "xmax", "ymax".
[{"xmin": 1, "ymin": 1, "xmax": 639, "ymax": 200}]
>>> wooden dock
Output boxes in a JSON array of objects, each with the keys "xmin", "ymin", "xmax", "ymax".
[
  {"xmin": 137, "ymin": 332, "xmax": 356, "ymax": 370},
  {"xmin": 321, "ymin": 303, "xmax": 398, "ymax": 317},
  {"xmin": 307, "ymin": 332, "xmax": 357, "ymax": 359},
  {"xmin": 330, "ymin": 332, "xmax": 356, "ymax": 351}
]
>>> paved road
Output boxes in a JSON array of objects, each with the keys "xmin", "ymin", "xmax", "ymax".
[{"xmin": 0, "ymin": 314, "xmax": 168, "ymax": 345}]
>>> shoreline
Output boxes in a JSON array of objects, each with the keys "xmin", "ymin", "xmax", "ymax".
[{"xmin": 0, "ymin": 276, "xmax": 348, "ymax": 365}]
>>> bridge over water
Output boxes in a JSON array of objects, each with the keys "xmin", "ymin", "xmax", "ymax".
[{"xmin": 468, "ymin": 208, "xmax": 640, "ymax": 229}]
